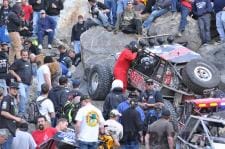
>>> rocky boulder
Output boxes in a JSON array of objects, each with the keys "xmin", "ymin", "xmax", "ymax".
[
  {"xmin": 148, "ymin": 12, "xmax": 202, "ymax": 51},
  {"xmin": 80, "ymin": 27, "xmax": 136, "ymax": 73}
]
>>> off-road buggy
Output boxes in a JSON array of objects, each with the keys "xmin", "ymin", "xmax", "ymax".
[
  {"xmin": 87, "ymin": 35, "xmax": 220, "ymax": 118},
  {"xmin": 176, "ymin": 115, "xmax": 225, "ymax": 149}
]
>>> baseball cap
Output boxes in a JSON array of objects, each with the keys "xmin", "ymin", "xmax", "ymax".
[
  {"xmin": 40, "ymin": 10, "xmax": 46, "ymax": 14},
  {"xmin": 9, "ymin": 82, "xmax": 19, "ymax": 89},
  {"xmin": 110, "ymin": 109, "xmax": 122, "ymax": 117},
  {"xmin": 146, "ymin": 79, "xmax": 154, "ymax": 84},
  {"xmin": 80, "ymin": 95, "xmax": 90, "ymax": 102},
  {"xmin": 128, "ymin": 91, "xmax": 138, "ymax": 99},
  {"xmin": 72, "ymin": 79, "xmax": 81, "ymax": 88},
  {"xmin": 162, "ymin": 109, "xmax": 171, "ymax": 117},
  {"xmin": 1, "ymin": 42, "xmax": 8, "ymax": 46}
]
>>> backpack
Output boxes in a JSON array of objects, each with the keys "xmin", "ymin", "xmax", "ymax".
[
  {"xmin": 62, "ymin": 101, "xmax": 80, "ymax": 124},
  {"xmin": 27, "ymin": 98, "xmax": 48, "ymax": 123}
]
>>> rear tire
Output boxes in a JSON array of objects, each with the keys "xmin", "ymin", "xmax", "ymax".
[
  {"xmin": 88, "ymin": 64, "xmax": 113, "ymax": 100},
  {"xmin": 182, "ymin": 59, "xmax": 220, "ymax": 94}
]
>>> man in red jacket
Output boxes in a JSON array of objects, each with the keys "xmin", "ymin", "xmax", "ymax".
[
  {"xmin": 177, "ymin": 0, "xmax": 193, "ymax": 37},
  {"xmin": 113, "ymin": 41, "xmax": 138, "ymax": 91},
  {"xmin": 21, "ymin": 0, "xmax": 33, "ymax": 22}
]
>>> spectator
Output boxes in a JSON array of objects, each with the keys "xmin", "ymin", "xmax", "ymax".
[
  {"xmin": 120, "ymin": 98, "xmax": 143, "ymax": 149},
  {"xmin": 104, "ymin": 0, "xmax": 117, "ymax": 25},
  {"xmin": 117, "ymin": 0, "xmax": 130, "ymax": 15},
  {"xmin": 19, "ymin": 18, "xmax": 33, "ymax": 37},
  {"xmin": 75, "ymin": 95, "xmax": 105, "ymax": 149},
  {"xmin": 59, "ymin": 56, "xmax": 72, "ymax": 78},
  {"xmin": 48, "ymin": 59, "xmax": 62, "ymax": 88},
  {"xmin": 37, "ymin": 9, "xmax": 56, "ymax": 49},
  {"xmin": 21, "ymin": 0, "xmax": 33, "ymax": 22},
  {"xmin": 142, "ymin": 0, "xmax": 171, "ymax": 31},
  {"xmin": 114, "ymin": 1, "xmax": 142, "ymax": 35},
  {"xmin": 0, "ymin": 45, "xmax": 9, "ymax": 95},
  {"xmin": 141, "ymin": 0, "xmax": 156, "ymax": 14},
  {"xmin": 36, "ymin": 56, "xmax": 53, "ymax": 95},
  {"xmin": 0, "ymin": 82, "xmax": 25, "ymax": 149},
  {"xmin": 0, "ymin": 0, "xmax": 11, "ymax": 44},
  {"xmin": 176, "ymin": 0, "xmax": 192, "ymax": 37},
  {"xmin": 71, "ymin": 79, "xmax": 82, "ymax": 96},
  {"xmin": 117, "ymin": 91, "xmax": 145, "ymax": 122},
  {"xmin": 24, "ymin": 39, "xmax": 40, "ymax": 55},
  {"xmin": 133, "ymin": 0, "xmax": 146, "ymax": 13},
  {"xmin": 68, "ymin": 50, "xmax": 81, "ymax": 67},
  {"xmin": 88, "ymin": 0, "xmax": 112, "ymax": 31},
  {"xmin": 36, "ymin": 83, "xmax": 56, "ymax": 126},
  {"xmin": 214, "ymin": 0, "xmax": 225, "ymax": 43},
  {"xmin": 7, "ymin": 3, "xmax": 23, "ymax": 64},
  {"xmin": 193, "ymin": 0, "xmax": 213, "ymax": 45},
  {"xmin": 28, "ymin": 0, "xmax": 45, "ymax": 36},
  {"xmin": 48, "ymin": 76, "xmax": 70, "ymax": 119},
  {"xmin": 12, "ymin": 122, "xmax": 36, "ymax": 149},
  {"xmin": 145, "ymin": 109, "xmax": 175, "ymax": 149},
  {"xmin": 9, "ymin": 50, "xmax": 33, "ymax": 116},
  {"xmin": 32, "ymin": 116, "xmax": 57, "ymax": 148},
  {"xmin": 171, "ymin": 0, "xmax": 179, "ymax": 17},
  {"xmin": 71, "ymin": 15, "xmax": 87, "ymax": 58},
  {"xmin": 103, "ymin": 79, "xmax": 126, "ymax": 120},
  {"xmin": 57, "ymin": 45, "xmax": 68, "ymax": 62},
  {"xmin": 45, "ymin": 0, "xmax": 64, "ymax": 30},
  {"xmin": 55, "ymin": 118, "xmax": 68, "ymax": 132},
  {"xmin": 113, "ymin": 41, "xmax": 138, "ymax": 91},
  {"xmin": 104, "ymin": 109, "xmax": 123, "ymax": 148}
]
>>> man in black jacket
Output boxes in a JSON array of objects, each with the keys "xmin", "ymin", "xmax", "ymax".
[
  {"xmin": 28, "ymin": 0, "xmax": 45, "ymax": 36},
  {"xmin": 7, "ymin": 3, "xmax": 23, "ymax": 64},
  {"xmin": 71, "ymin": 15, "xmax": 87, "ymax": 63},
  {"xmin": 48, "ymin": 76, "xmax": 70, "ymax": 118},
  {"xmin": 45, "ymin": 0, "xmax": 63, "ymax": 30}
]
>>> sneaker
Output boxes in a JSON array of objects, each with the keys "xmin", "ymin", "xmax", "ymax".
[
  {"xmin": 38, "ymin": 45, "xmax": 43, "ymax": 49},
  {"xmin": 106, "ymin": 26, "xmax": 113, "ymax": 32},
  {"xmin": 48, "ymin": 44, "xmax": 52, "ymax": 49},
  {"xmin": 176, "ymin": 32, "xmax": 182, "ymax": 37},
  {"xmin": 171, "ymin": 13, "xmax": 176, "ymax": 20}
]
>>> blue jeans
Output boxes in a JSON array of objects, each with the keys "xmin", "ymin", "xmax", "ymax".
[
  {"xmin": 73, "ymin": 40, "xmax": 81, "ymax": 54},
  {"xmin": 179, "ymin": 6, "xmax": 190, "ymax": 32},
  {"xmin": 32, "ymin": 11, "xmax": 40, "ymax": 35},
  {"xmin": 171, "ymin": 0, "xmax": 179, "ymax": 12},
  {"xmin": 104, "ymin": 0, "xmax": 117, "ymax": 25},
  {"xmin": 121, "ymin": 141, "xmax": 139, "ymax": 149},
  {"xmin": 18, "ymin": 83, "xmax": 30, "ymax": 115},
  {"xmin": 117, "ymin": 0, "xmax": 129, "ymax": 15},
  {"xmin": 78, "ymin": 140, "xmax": 98, "ymax": 149},
  {"xmin": 216, "ymin": 11, "xmax": 225, "ymax": 41},
  {"xmin": 143, "ymin": 8, "xmax": 169, "ymax": 29},
  {"xmin": 38, "ymin": 30, "xmax": 54, "ymax": 45},
  {"xmin": 1, "ymin": 135, "xmax": 13, "ymax": 149},
  {"xmin": 97, "ymin": 11, "xmax": 110, "ymax": 27},
  {"xmin": 48, "ymin": 15, "xmax": 59, "ymax": 36},
  {"xmin": 0, "ymin": 79, "xmax": 7, "ymax": 96},
  {"xmin": 0, "ymin": 25, "xmax": 10, "ymax": 43},
  {"xmin": 198, "ymin": 13, "xmax": 211, "ymax": 43}
]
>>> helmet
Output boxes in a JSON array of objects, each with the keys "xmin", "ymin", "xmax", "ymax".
[
  {"xmin": 111, "ymin": 79, "xmax": 123, "ymax": 90},
  {"xmin": 128, "ymin": 41, "xmax": 139, "ymax": 52},
  {"xmin": 62, "ymin": 57, "xmax": 72, "ymax": 68}
]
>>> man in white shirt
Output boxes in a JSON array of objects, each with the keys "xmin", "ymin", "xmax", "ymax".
[
  {"xmin": 36, "ymin": 83, "xmax": 56, "ymax": 126},
  {"xmin": 75, "ymin": 95, "xmax": 105, "ymax": 149},
  {"xmin": 36, "ymin": 56, "xmax": 53, "ymax": 95},
  {"xmin": 104, "ymin": 109, "xmax": 123, "ymax": 148}
]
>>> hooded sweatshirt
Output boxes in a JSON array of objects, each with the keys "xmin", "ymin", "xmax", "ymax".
[
  {"xmin": 7, "ymin": 4, "xmax": 22, "ymax": 32},
  {"xmin": 193, "ymin": 0, "xmax": 212, "ymax": 16},
  {"xmin": 214, "ymin": 0, "xmax": 225, "ymax": 13}
]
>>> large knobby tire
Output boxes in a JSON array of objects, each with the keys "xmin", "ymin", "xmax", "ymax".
[
  {"xmin": 163, "ymin": 99, "xmax": 178, "ymax": 131},
  {"xmin": 88, "ymin": 64, "xmax": 113, "ymax": 100},
  {"xmin": 182, "ymin": 59, "xmax": 220, "ymax": 94}
]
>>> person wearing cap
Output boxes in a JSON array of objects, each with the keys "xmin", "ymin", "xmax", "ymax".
[
  {"xmin": 113, "ymin": 41, "xmax": 139, "ymax": 91},
  {"xmin": 0, "ymin": 82, "xmax": 25, "ymax": 149},
  {"xmin": 103, "ymin": 79, "xmax": 126, "ymax": 120},
  {"xmin": 11, "ymin": 122, "xmax": 36, "ymax": 149},
  {"xmin": 68, "ymin": 49, "xmax": 81, "ymax": 67},
  {"xmin": 145, "ymin": 109, "xmax": 174, "ymax": 149},
  {"xmin": 9, "ymin": 49, "xmax": 33, "ymax": 116},
  {"xmin": 37, "ymin": 9, "xmax": 56, "ymax": 49},
  {"xmin": 71, "ymin": 15, "xmax": 87, "ymax": 60},
  {"xmin": 75, "ymin": 95, "xmax": 105, "ymax": 149},
  {"xmin": 114, "ymin": 1, "xmax": 142, "ymax": 35},
  {"xmin": 104, "ymin": 109, "xmax": 123, "ymax": 148},
  {"xmin": 48, "ymin": 76, "xmax": 70, "ymax": 119},
  {"xmin": 120, "ymin": 95, "xmax": 143, "ymax": 149},
  {"xmin": 117, "ymin": 91, "xmax": 145, "ymax": 122}
]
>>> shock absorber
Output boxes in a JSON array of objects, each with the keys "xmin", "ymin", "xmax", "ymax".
[
  {"xmin": 156, "ymin": 63, "xmax": 165, "ymax": 80},
  {"xmin": 164, "ymin": 68, "xmax": 173, "ymax": 85}
]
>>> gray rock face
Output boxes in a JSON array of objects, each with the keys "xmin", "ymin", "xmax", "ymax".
[
  {"xmin": 148, "ymin": 12, "xmax": 202, "ymax": 51},
  {"xmin": 80, "ymin": 27, "xmax": 136, "ymax": 71}
]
